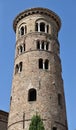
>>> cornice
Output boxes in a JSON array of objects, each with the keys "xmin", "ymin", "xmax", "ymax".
[{"xmin": 13, "ymin": 7, "xmax": 61, "ymax": 32}]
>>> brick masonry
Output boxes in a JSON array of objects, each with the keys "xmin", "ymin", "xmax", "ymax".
[{"xmin": 7, "ymin": 7, "xmax": 68, "ymax": 130}]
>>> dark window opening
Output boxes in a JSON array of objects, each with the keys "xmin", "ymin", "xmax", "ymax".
[
  {"xmin": 42, "ymin": 41, "xmax": 44, "ymax": 50},
  {"xmin": 37, "ymin": 41, "xmax": 40, "ymax": 49},
  {"xmin": 21, "ymin": 26, "xmax": 24, "ymax": 35},
  {"xmin": 46, "ymin": 42, "xmax": 49, "ymax": 50},
  {"xmin": 58, "ymin": 94, "xmax": 62, "ymax": 106},
  {"xmin": 28, "ymin": 89, "xmax": 36, "ymax": 101},
  {"xmin": 45, "ymin": 59, "xmax": 49, "ymax": 69},
  {"xmin": 19, "ymin": 62, "xmax": 23, "ymax": 72},
  {"xmin": 20, "ymin": 45, "xmax": 23, "ymax": 53},
  {"xmin": 39, "ymin": 59, "xmax": 43, "ymax": 69},
  {"xmin": 47, "ymin": 25, "xmax": 49, "ymax": 33},
  {"xmin": 53, "ymin": 127, "xmax": 57, "ymax": 130},
  {"xmin": 35, "ymin": 23, "xmax": 38, "ymax": 31},
  {"xmin": 40, "ymin": 22, "xmax": 45, "ymax": 32}
]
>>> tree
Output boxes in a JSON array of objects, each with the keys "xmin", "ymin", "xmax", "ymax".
[{"xmin": 29, "ymin": 114, "xmax": 45, "ymax": 130}]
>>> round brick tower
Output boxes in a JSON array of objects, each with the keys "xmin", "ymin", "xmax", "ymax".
[{"xmin": 8, "ymin": 7, "xmax": 68, "ymax": 130}]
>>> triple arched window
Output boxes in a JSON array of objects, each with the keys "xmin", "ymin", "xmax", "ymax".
[
  {"xmin": 37, "ymin": 40, "xmax": 49, "ymax": 50},
  {"xmin": 15, "ymin": 62, "xmax": 23, "ymax": 74},
  {"xmin": 39, "ymin": 59, "xmax": 49, "ymax": 70}
]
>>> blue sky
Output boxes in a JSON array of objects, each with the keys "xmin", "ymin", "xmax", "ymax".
[{"xmin": 0, "ymin": 0, "xmax": 76, "ymax": 130}]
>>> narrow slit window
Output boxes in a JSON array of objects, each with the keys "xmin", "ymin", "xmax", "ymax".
[
  {"xmin": 58, "ymin": 94, "xmax": 62, "ymax": 106},
  {"xmin": 45, "ymin": 59, "xmax": 49, "ymax": 69},
  {"xmin": 19, "ymin": 62, "xmax": 23, "ymax": 72},
  {"xmin": 40, "ymin": 22, "xmax": 45, "ymax": 32},
  {"xmin": 46, "ymin": 42, "xmax": 49, "ymax": 50},
  {"xmin": 39, "ymin": 59, "xmax": 43, "ymax": 69},
  {"xmin": 37, "ymin": 41, "xmax": 40, "ymax": 49},
  {"xmin": 21, "ymin": 26, "xmax": 24, "ymax": 35},
  {"xmin": 47, "ymin": 25, "xmax": 49, "ymax": 33},
  {"xmin": 42, "ymin": 41, "xmax": 44, "ymax": 50},
  {"xmin": 20, "ymin": 45, "xmax": 23, "ymax": 53}
]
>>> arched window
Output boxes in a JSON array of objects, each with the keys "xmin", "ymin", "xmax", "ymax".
[
  {"xmin": 47, "ymin": 25, "xmax": 49, "ymax": 33},
  {"xmin": 19, "ymin": 62, "xmax": 23, "ymax": 72},
  {"xmin": 39, "ymin": 59, "xmax": 43, "ymax": 69},
  {"xmin": 45, "ymin": 59, "xmax": 49, "ymax": 69},
  {"xmin": 46, "ymin": 42, "xmax": 49, "ymax": 50},
  {"xmin": 20, "ymin": 45, "xmax": 23, "ymax": 53},
  {"xmin": 15, "ymin": 64, "xmax": 19, "ymax": 74},
  {"xmin": 40, "ymin": 22, "xmax": 45, "ymax": 32},
  {"xmin": 28, "ymin": 88, "xmax": 37, "ymax": 101},
  {"xmin": 42, "ymin": 41, "xmax": 44, "ymax": 50},
  {"xmin": 37, "ymin": 40, "xmax": 40, "ymax": 49},
  {"xmin": 35, "ymin": 23, "xmax": 38, "ymax": 31},
  {"xmin": 25, "ymin": 25, "xmax": 27, "ymax": 33},
  {"xmin": 53, "ymin": 127, "xmax": 57, "ymax": 130},
  {"xmin": 58, "ymin": 94, "xmax": 62, "ymax": 106},
  {"xmin": 21, "ymin": 26, "xmax": 24, "ymax": 35}
]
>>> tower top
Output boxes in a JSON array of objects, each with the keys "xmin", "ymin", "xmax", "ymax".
[{"xmin": 13, "ymin": 7, "xmax": 61, "ymax": 32}]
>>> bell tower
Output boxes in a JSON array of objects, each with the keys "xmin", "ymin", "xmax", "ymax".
[{"xmin": 8, "ymin": 7, "xmax": 68, "ymax": 130}]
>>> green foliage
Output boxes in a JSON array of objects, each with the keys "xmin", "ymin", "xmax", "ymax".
[{"xmin": 29, "ymin": 114, "xmax": 45, "ymax": 130}]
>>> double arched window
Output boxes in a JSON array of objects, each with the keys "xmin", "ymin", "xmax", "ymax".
[
  {"xmin": 17, "ymin": 43, "xmax": 25, "ymax": 56},
  {"xmin": 28, "ymin": 88, "xmax": 37, "ymax": 101},
  {"xmin": 18, "ymin": 24, "xmax": 27, "ymax": 36},
  {"xmin": 15, "ymin": 62, "xmax": 23, "ymax": 74},
  {"xmin": 39, "ymin": 59, "xmax": 49, "ymax": 70}
]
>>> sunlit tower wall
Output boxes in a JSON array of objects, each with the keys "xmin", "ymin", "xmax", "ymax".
[{"xmin": 8, "ymin": 7, "xmax": 68, "ymax": 130}]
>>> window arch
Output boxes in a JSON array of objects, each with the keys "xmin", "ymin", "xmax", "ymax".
[
  {"xmin": 39, "ymin": 59, "xmax": 43, "ymax": 69},
  {"xmin": 42, "ymin": 41, "xmax": 44, "ymax": 50},
  {"xmin": 21, "ymin": 26, "xmax": 24, "ymax": 35},
  {"xmin": 40, "ymin": 22, "xmax": 45, "ymax": 32},
  {"xmin": 45, "ymin": 59, "xmax": 49, "ymax": 69},
  {"xmin": 20, "ymin": 45, "xmax": 23, "ymax": 53},
  {"xmin": 37, "ymin": 40, "xmax": 40, "ymax": 49},
  {"xmin": 28, "ymin": 88, "xmax": 37, "ymax": 101},
  {"xmin": 47, "ymin": 25, "xmax": 49, "ymax": 33},
  {"xmin": 46, "ymin": 42, "xmax": 49, "ymax": 50}
]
